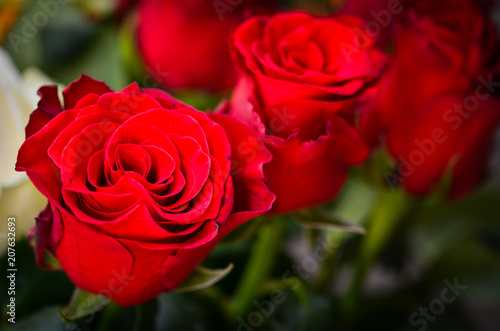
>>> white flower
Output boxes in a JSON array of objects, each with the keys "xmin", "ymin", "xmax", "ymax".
[
  {"xmin": 0, "ymin": 48, "xmax": 53, "ymax": 194},
  {"xmin": 0, "ymin": 48, "xmax": 55, "ymax": 255}
]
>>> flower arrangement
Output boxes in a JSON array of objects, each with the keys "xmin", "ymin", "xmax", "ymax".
[{"xmin": 1, "ymin": 0, "xmax": 500, "ymax": 330}]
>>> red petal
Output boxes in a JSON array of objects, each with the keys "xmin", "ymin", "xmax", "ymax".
[
  {"xmin": 48, "ymin": 111, "xmax": 128, "ymax": 168},
  {"xmin": 120, "ymin": 82, "xmax": 143, "ymax": 94},
  {"xmin": 109, "ymin": 240, "xmax": 174, "ymax": 306},
  {"xmin": 210, "ymin": 113, "xmax": 275, "ymax": 224},
  {"xmin": 25, "ymin": 109, "xmax": 54, "ymax": 139},
  {"xmin": 54, "ymin": 209, "xmax": 135, "ymax": 303},
  {"xmin": 143, "ymin": 88, "xmax": 189, "ymax": 109},
  {"xmin": 29, "ymin": 203, "xmax": 63, "ymax": 270},
  {"xmin": 25, "ymin": 86, "xmax": 64, "ymax": 138},
  {"xmin": 37, "ymin": 85, "xmax": 64, "ymax": 115},
  {"xmin": 167, "ymin": 135, "xmax": 210, "ymax": 208},
  {"xmin": 73, "ymin": 93, "xmax": 101, "ymax": 110},
  {"xmin": 59, "ymin": 122, "xmax": 121, "ymax": 188},
  {"xmin": 177, "ymin": 108, "xmax": 232, "ymax": 180},
  {"xmin": 75, "ymin": 92, "xmax": 161, "ymax": 118},
  {"xmin": 261, "ymin": 117, "xmax": 367, "ymax": 213},
  {"xmin": 16, "ymin": 110, "xmax": 80, "ymax": 206},
  {"xmin": 63, "ymin": 75, "xmax": 113, "ymax": 110}
]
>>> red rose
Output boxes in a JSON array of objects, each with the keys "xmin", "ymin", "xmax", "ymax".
[
  {"xmin": 136, "ymin": 0, "xmax": 276, "ymax": 92},
  {"xmin": 16, "ymin": 75, "xmax": 275, "ymax": 306},
  {"xmin": 359, "ymin": 0, "xmax": 500, "ymax": 197},
  {"xmin": 226, "ymin": 12, "xmax": 385, "ymax": 212}
]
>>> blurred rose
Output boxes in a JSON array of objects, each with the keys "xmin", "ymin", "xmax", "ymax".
[
  {"xmin": 0, "ymin": 48, "xmax": 52, "ymax": 255},
  {"xmin": 136, "ymin": 0, "xmax": 276, "ymax": 92},
  {"xmin": 338, "ymin": 0, "xmax": 495, "ymax": 47},
  {"xmin": 16, "ymin": 75, "xmax": 275, "ymax": 306},
  {"xmin": 359, "ymin": 0, "xmax": 500, "ymax": 197},
  {"xmin": 226, "ymin": 12, "xmax": 386, "ymax": 212}
]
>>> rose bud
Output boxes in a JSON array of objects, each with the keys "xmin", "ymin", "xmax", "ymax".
[
  {"xmin": 225, "ymin": 12, "xmax": 386, "ymax": 212},
  {"xmin": 359, "ymin": 0, "xmax": 500, "ymax": 197},
  {"xmin": 16, "ymin": 75, "xmax": 275, "ymax": 306}
]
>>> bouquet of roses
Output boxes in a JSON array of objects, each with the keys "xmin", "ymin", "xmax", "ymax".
[{"xmin": 2, "ymin": 0, "xmax": 500, "ymax": 330}]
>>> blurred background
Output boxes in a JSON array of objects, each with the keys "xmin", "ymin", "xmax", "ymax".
[{"xmin": 1, "ymin": 0, "xmax": 500, "ymax": 330}]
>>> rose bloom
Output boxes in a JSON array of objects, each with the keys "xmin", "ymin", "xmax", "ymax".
[
  {"xmin": 225, "ymin": 12, "xmax": 386, "ymax": 212},
  {"xmin": 136, "ymin": 0, "xmax": 276, "ymax": 92},
  {"xmin": 16, "ymin": 75, "xmax": 275, "ymax": 306},
  {"xmin": 359, "ymin": 0, "xmax": 500, "ymax": 197}
]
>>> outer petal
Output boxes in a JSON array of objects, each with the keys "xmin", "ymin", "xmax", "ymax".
[
  {"xmin": 209, "ymin": 113, "xmax": 275, "ymax": 224},
  {"xmin": 397, "ymin": 95, "xmax": 463, "ymax": 195},
  {"xmin": 25, "ymin": 86, "xmax": 64, "ymax": 139},
  {"xmin": 26, "ymin": 203, "xmax": 63, "ymax": 270},
  {"xmin": 54, "ymin": 208, "xmax": 135, "ymax": 304},
  {"xmin": 113, "ymin": 240, "xmax": 175, "ymax": 306},
  {"xmin": 37, "ymin": 85, "xmax": 63, "ymax": 116},
  {"xmin": 143, "ymin": 88, "xmax": 190, "ymax": 109},
  {"xmin": 16, "ymin": 110, "xmax": 80, "ymax": 206},
  {"xmin": 63, "ymin": 75, "xmax": 113, "ymax": 110},
  {"xmin": 263, "ymin": 117, "xmax": 367, "ymax": 213}
]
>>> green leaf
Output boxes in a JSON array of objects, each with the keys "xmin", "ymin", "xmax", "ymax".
[
  {"xmin": 57, "ymin": 288, "xmax": 110, "ymax": 322},
  {"xmin": 176, "ymin": 264, "xmax": 234, "ymax": 293},
  {"xmin": 294, "ymin": 209, "xmax": 366, "ymax": 235}
]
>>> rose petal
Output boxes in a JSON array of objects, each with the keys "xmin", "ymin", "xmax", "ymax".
[
  {"xmin": 49, "ymin": 111, "xmax": 128, "ymax": 168},
  {"xmin": 63, "ymin": 75, "xmax": 113, "ymax": 110},
  {"xmin": 262, "ymin": 117, "xmax": 367, "ymax": 213},
  {"xmin": 16, "ymin": 110, "xmax": 79, "ymax": 206},
  {"xmin": 210, "ymin": 113, "xmax": 275, "ymax": 220},
  {"xmin": 37, "ymin": 85, "xmax": 63, "ymax": 116},
  {"xmin": 54, "ymin": 209, "xmax": 134, "ymax": 302}
]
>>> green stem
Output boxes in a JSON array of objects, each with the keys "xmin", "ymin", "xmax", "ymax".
[
  {"xmin": 229, "ymin": 215, "xmax": 288, "ymax": 319},
  {"xmin": 312, "ymin": 178, "xmax": 378, "ymax": 292},
  {"xmin": 132, "ymin": 305, "xmax": 143, "ymax": 331},
  {"xmin": 342, "ymin": 188, "xmax": 416, "ymax": 316},
  {"xmin": 313, "ymin": 230, "xmax": 344, "ymax": 292},
  {"xmin": 95, "ymin": 302, "xmax": 122, "ymax": 331}
]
